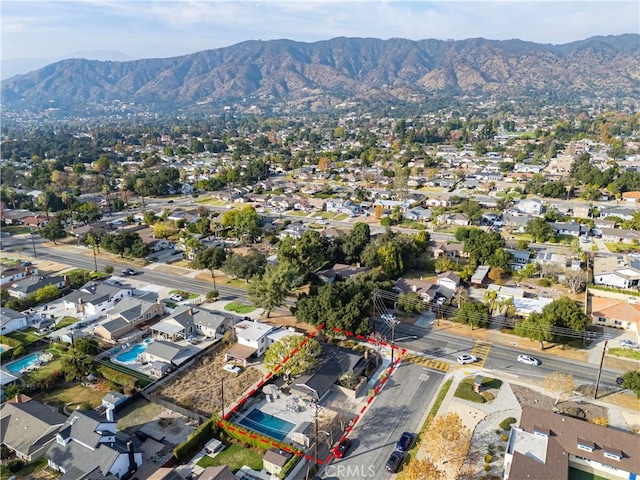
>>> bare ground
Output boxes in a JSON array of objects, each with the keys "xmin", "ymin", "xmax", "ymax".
[
  {"xmin": 154, "ymin": 346, "xmax": 262, "ymax": 415},
  {"xmin": 511, "ymin": 384, "xmax": 608, "ymax": 421}
]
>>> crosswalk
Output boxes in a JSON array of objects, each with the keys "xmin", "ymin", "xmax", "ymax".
[
  {"xmin": 403, "ymin": 353, "xmax": 452, "ymax": 372},
  {"xmin": 471, "ymin": 341, "xmax": 493, "ymax": 368}
]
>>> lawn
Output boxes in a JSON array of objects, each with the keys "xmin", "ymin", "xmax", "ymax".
[
  {"xmin": 57, "ymin": 316, "xmax": 79, "ymax": 329},
  {"xmin": 454, "ymin": 376, "xmax": 503, "ymax": 403},
  {"xmin": 608, "ymin": 347, "xmax": 640, "ymax": 361},
  {"xmin": 37, "ymin": 383, "xmax": 106, "ymax": 410},
  {"xmin": 286, "ymin": 210, "xmax": 310, "ymax": 217},
  {"xmin": 0, "ymin": 335, "xmax": 22, "ymax": 348},
  {"xmin": 605, "ymin": 242, "xmax": 640, "ymax": 253},
  {"xmin": 197, "ymin": 444, "xmax": 264, "ymax": 472},
  {"xmin": 117, "ymin": 399, "xmax": 165, "ymax": 433},
  {"xmin": 224, "ymin": 301, "xmax": 257, "ymax": 314},
  {"xmin": 333, "ymin": 214, "xmax": 349, "ymax": 221},
  {"xmin": 0, "ymin": 457, "xmax": 49, "ymax": 480},
  {"xmin": 168, "ymin": 289, "xmax": 200, "ymax": 300},
  {"xmin": 0, "ymin": 257, "xmax": 21, "ymax": 265},
  {"xmin": 2, "ymin": 225, "xmax": 34, "ymax": 235},
  {"xmin": 23, "ymin": 358, "xmax": 63, "ymax": 382},
  {"xmin": 6, "ymin": 329, "xmax": 42, "ymax": 346}
]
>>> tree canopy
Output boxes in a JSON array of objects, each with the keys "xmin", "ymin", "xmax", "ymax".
[
  {"xmin": 248, "ymin": 263, "xmax": 294, "ymax": 318},
  {"xmin": 263, "ymin": 335, "xmax": 321, "ymax": 378}
]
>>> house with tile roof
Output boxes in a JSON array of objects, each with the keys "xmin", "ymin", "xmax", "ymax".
[
  {"xmin": 0, "ymin": 396, "xmax": 67, "ymax": 462},
  {"xmin": 504, "ymin": 405, "xmax": 640, "ymax": 480},
  {"xmin": 590, "ymin": 296, "xmax": 640, "ymax": 340},
  {"xmin": 46, "ymin": 409, "xmax": 142, "ymax": 480}
]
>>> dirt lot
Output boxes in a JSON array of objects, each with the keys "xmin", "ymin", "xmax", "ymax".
[
  {"xmin": 511, "ymin": 384, "xmax": 609, "ymax": 421},
  {"xmin": 153, "ymin": 345, "xmax": 262, "ymax": 415}
]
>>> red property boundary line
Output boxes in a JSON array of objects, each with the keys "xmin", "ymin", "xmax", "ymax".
[{"xmin": 221, "ymin": 322, "xmax": 407, "ymax": 465}]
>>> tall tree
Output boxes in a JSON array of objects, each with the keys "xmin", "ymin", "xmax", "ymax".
[
  {"xmin": 263, "ymin": 335, "xmax": 321, "ymax": 378},
  {"xmin": 426, "ymin": 413, "xmax": 471, "ymax": 466},
  {"xmin": 455, "ymin": 300, "xmax": 489, "ymax": 330},
  {"xmin": 190, "ymin": 246, "xmax": 227, "ymax": 290},
  {"xmin": 40, "ymin": 216, "xmax": 66, "ymax": 244},
  {"xmin": 248, "ymin": 263, "xmax": 293, "ymax": 318},
  {"xmin": 544, "ymin": 372, "xmax": 575, "ymax": 406},
  {"xmin": 514, "ymin": 312, "xmax": 554, "ymax": 350}
]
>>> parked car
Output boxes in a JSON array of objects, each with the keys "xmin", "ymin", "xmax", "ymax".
[
  {"xmin": 332, "ymin": 438, "xmax": 352, "ymax": 458},
  {"xmin": 223, "ymin": 364, "xmax": 242, "ymax": 374},
  {"xmin": 517, "ymin": 354, "xmax": 540, "ymax": 366},
  {"xmin": 381, "ymin": 313, "xmax": 397, "ymax": 322},
  {"xmin": 396, "ymin": 432, "xmax": 414, "ymax": 452},
  {"xmin": 169, "ymin": 294, "xmax": 184, "ymax": 302},
  {"xmin": 122, "ymin": 268, "xmax": 137, "ymax": 276},
  {"xmin": 457, "ymin": 354, "xmax": 478, "ymax": 365},
  {"xmin": 385, "ymin": 451, "xmax": 405, "ymax": 473},
  {"xmin": 619, "ymin": 339, "xmax": 637, "ymax": 348}
]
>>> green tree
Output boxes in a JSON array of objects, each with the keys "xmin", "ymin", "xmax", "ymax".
[
  {"xmin": 278, "ymin": 230, "xmax": 330, "ymax": 277},
  {"xmin": 378, "ymin": 241, "xmax": 404, "ymax": 277},
  {"xmin": 61, "ymin": 353, "xmax": 96, "ymax": 382},
  {"xmin": 221, "ymin": 206, "xmax": 261, "ymax": 244},
  {"xmin": 190, "ymin": 246, "xmax": 227, "ymax": 289},
  {"xmin": 40, "ymin": 217, "xmax": 67, "ymax": 244},
  {"xmin": 74, "ymin": 337, "xmax": 99, "ymax": 355},
  {"xmin": 514, "ymin": 312, "xmax": 554, "ymax": 350},
  {"xmin": 525, "ymin": 218, "xmax": 554, "ymax": 243},
  {"xmin": 341, "ymin": 222, "xmax": 371, "ymax": 264},
  {"xmin": 398, "ymin": 292, "xmax": 426, "ymax": 314},
  {"xmin": 264, "ymin": 335, "xmax": 321, "ymax": 378},
  {"xmin": 455, "ymin": 301, "xmax": 489, "ymax": 330},
  {"xmin": 248, "ymin": 263, "xmax": 294, "ymax": 318},
  {"xmin": 221, "ymin": 249, "xmax": 266, "ymax": 283},
  {"xmin": 621, "ymin": 371, "xmax": 640, "ymax": 398}
]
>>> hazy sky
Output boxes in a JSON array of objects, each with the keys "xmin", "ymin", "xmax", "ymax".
[{"xmin": 2, "ymin": 0, "xmax": 639, "ymax": 60}]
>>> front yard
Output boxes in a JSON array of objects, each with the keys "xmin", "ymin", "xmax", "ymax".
[{"xmin": 224, "ymin": 301, "xmax": 257, "ymax": 314}]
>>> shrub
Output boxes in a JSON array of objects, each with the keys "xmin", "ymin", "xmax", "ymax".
[
  {"xmin": 588, "ymin": 417, "xmax": 609, "ymax": 427},
  {"xmin": 501, "ymin": 434, "xmax": 509, "ymax": 442},
  {"xmin": 7, "ymin": 459, "xmax": 24, "ymax": 473},
  {"xmin": 481, "ymin": 392, "xmax": 495, "ymax": 401},
  {"xmin": 485, "ymin": 454, "xmax": 493, "ymax": 463},
  {"xmin": 537, "ymin": 278, "xmax": 552, "ymax": 287},
  {"xmin": 98, "ymin": 365, "xmax": 137, "ymax": 390},
  {"xmin": 498, "ymin": 445, "xmax": 505, "ymax": 452},
  {"xmin": 12, "ymin": 345, "xmax": 26, "ymax": 358},
  {"xmin": 484, "ymin": 464, "xmax": 491, "ymax": 472},
  {"xmin": 499, "ymin": 417, "xmax": 517, "ymax": 430},
  {"xmin": 104, "ymin": 264, "xmax": 114, "ymax": 274}
]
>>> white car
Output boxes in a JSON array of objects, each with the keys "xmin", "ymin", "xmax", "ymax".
[
  {"xmin": 517, "ymin": 354, "xmax": 540, "ymax": 366},
  {"xmin": 169, "ymin": 294, "xmax": 184, "ymax": 302},
  {"xmin": 457, "ymin": 354, "xmax": 478, "ymax": 365},
  {"xmin": 223, "ymin": 364, "xmax": 242, "ymax": 374},
  {"xmin": 620, "ymin": 339, "xmax": 637, "ymax": 348},
  {"xmin": 436, "ymin": 297, "xmax": 447, "ymax": 306},
  {"xmin": 381, "ymin": 313, "xmax": 397, "ymax": 322}
]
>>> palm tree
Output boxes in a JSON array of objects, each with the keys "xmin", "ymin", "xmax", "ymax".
[
  {"xmin": 484, "ymin": 290, "xmax": 498, "ymax": 315},
  {"xmin": 102, "ymin": 184, "xmax": 112, "ymax": 215},
  {"xmin": 61, "ymin": 191, "xmax": 73, "ymax": 214},
  {"xmin": 454, "ymin": 288, "xmax": 469, "ymax": 309},
  {"xmin": 37, "ymin": 192, "xmax": 51, "ymax": 221}
]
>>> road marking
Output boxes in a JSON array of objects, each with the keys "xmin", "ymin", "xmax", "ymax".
[
  {"xmin": 472, "ymin": 341, "xmax": 493, "ymax": 368},
  {"xmin": 403, "ymin": 353, "xmax": 451, "ymax": 372}
]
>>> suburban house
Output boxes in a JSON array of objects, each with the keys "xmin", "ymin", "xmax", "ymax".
[
  {"xmin": 1, "ymin": 263, "xmax": 38, "ymax": 286},
  {"xmin": 0, "ymin": 396, "xmax": 67, "ymax": 462},
  {"xmin": 225, "ymin": 320, "xmax": 275, "ymax": 366},
  {"xmin": 393, "ymin": 277, "xmax": 440, "ymax": 303},
  {"xmin": 150, "ymin": 306, "xmax": 195, "ymax": 341},
  {"xmin": 193, "ymin": 309, "xmax": 234, "ymax": 339},
  {"xmin": 325, "ymin": 199, "xmax": 361, "ymax": 216},
  {"xmin": 279, "ymin": 223, "xmax": 308, "ymax": 239},
  {"xmin": 290, "ymin": 344, "xmax": 366, "ymax": 401},
  {"xmin": 504, "ymin": 405, "xmax": 640, "ymax": 480},
  {"xmin": 504, "ymin": 249, "xmax": 531, "ymax": 271},
  {"xmin": 432, "ymin": 242, "xmax": 466, "ymax": 259},
  {"xmin": 515, "ymin": 198, "xmax": 545, "ymax": 216},
  {"xmin": 63, "ymin": 281, "xmax": 134, "ymax": 318},
  {"xmin": 471, "ymin": 266, "xmax": 491, "ymax": 286},
  {"xmin": 535, "ymin": 250, "xmax": 569, "ymax": 268},
  {"xmin": 0, "ymin": 308, "xmax": 28, "ymax": 335},
  {"xmin": 101, "ymin": 392, "xmax": 128, "ymax": 411},
  {"xmin": 622, "ymin": 191, "xmax": 640, "ymax": 203},
  {"xmin": 142, "ymin": 340, "xmax": 196, "ymax": 373},
  {"xmin": 441, "ymin": 213, "xmax": 470, "ymax": 226},
  {"xmin": 317, "ymin": 263, "xmax": 370, "ymax": 283},
  {"xmin": 550, "ymin": 221, "xmax": 588, "ymax": 238},
  {"xmin": 95, "ymin": 294, "xmax": 164, "ymax": 341},
  {"xmin": 147, "ymin": 239, "xmax": 175, "ymax": 253},
  {"xmin": 46, "ymin": 409, "xmax": 143, "ymax": 480},
  {"xmin": 404, "ymin": 206, "xmax": 432, "ymax": 222},
  {"xmin": 195, "ymin": 465, "xmax": 237, "ymax": 480},
  {"xmin": 424, "ymin": 196, "xmax": 451, "ymax": 207},
  {"xmin": 600, "ymin": 227, "xmax": 640, "ymax": 244},
  {"xmin": 436, "ymin": 271, "xmax": 461, "ymax": 293},
  {"xmin": 263, "ymin": 448, "xmax": 293, "ymax": 477},
  {"xmin": 590, "ymin": 296, "xmax": 640, "ymax": 338},
  {"xmin": 7, "ymin": 275, "xmax": 68, "ymax": 299},
  {"xmin": 593, "ymin": 256, "xmax": 640, "ymax": 289}
]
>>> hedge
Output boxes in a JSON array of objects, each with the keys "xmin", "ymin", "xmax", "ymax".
[
  {"xmin": 499, "ymin": 417, "xmax": 517, "ymax": 431},
  {"xmin": 98, "ymin": 365, "xmax": 137, "ymax": 390},
  {"xmin": 173, "ymin": 418, "xmax": 218, "ymax": 464},
  {"xmin": 278, "ymin": 454, "xmax": 302, "ymax": 480},
  {"xmin": 217, "ymin": 419, "xmax": 301, "ymax": 457}
]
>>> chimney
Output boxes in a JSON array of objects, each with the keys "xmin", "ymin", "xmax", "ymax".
[
  {"xmin": 63, "ymin": 275, "xmax": 70, "ymax": 287},
  {"xmin": 126, "ymin": 440, "xmax": 137, "ymax": 474},
  {"xmin": 106, "ymin": 407, "xmax": 115, "ymax": 422},
  {"xmin": 411, "ymin": 285, "xmax": 418, "ymax": 293},
  {"xmin": 188, "ymin": 308, "xmax": 194, "ymax": 316},
  {"xmin": 14, "ymin": 395, "xmax": 22, "ymax": 403}
]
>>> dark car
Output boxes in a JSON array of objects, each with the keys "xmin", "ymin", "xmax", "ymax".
[
  {"xmin": 385, "ymin": 451, "xmax": 405, "ymax": 473},
  {"xmin": 332, "ymin": 438, "xmax": 352, "ymax": 458},
  {"xmin": 396, "ymin": 432, "xmax": 413, "ymax": 452}
]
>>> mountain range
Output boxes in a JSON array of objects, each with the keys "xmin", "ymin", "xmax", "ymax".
[{"xmin": 2, "ymin": 35, "xmax": 639, "ymax": 114}]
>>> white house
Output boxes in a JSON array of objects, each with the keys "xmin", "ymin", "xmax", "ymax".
[
  {"xmin": 0, "ymin": 308, "xmax": 28, "ymax": 335},
  {"xmin": 62, "ymin": 281, "xmax": 133, "ymax": 319},
  {"xmin": 192, "ymin": 309, "xmax": 233, "ymax": 339},
  {"xmin": 224, "ymin": 320, "xmax": 275, "ymax": 366},
  {"xmin": 515, "ymin": 198, "xmax": 545, "ymax": 216},
  {"xmin": 593, "ymin": 256, "xmax": 640, "ymax": 289}
]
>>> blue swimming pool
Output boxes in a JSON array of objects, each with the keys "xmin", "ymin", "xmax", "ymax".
[
  {"xmin": 6, "ymin": 353, "xmax": 41, "ymax": 373},
  {"xmin": 114, "ymin": 339, "xmax": 153, "ymax": 363},
  {"xmin": 238, "ymin": 409, "xmax": 295, "ymax": 441}
]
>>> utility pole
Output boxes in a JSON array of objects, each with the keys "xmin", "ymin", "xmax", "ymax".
[
  {"xmin": 371, "ymin": 291, "xmax": 377, "ymax": 334},
  {"xmin": 220, "ymin": 378, "xmax": 225, "ymax": 419},
  {"xmin": 313, "ymin": 400, "xmax": 319, "ymax": 467},
  {"xmin": 594, "ymin": 339, "xmax": 608, "ymax": 399},
  {"xmin": 30, "ymin": 229, "xmax": 37, "ymax": 258},
  {"xmin": 390, "ymin": 320, "xmax": 397, "ymax": 367}
]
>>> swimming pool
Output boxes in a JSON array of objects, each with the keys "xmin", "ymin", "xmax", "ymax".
[
  {"xmin": 237, "ymin": 409, "xmax": 295, "ymax": 441},
  {"xmin": 114, "ymin": 339, "xmax": 153, "ymax": 363},
  {"xmin": 6, "ymin": 353, "xmax": 41, "ymax": 373}
]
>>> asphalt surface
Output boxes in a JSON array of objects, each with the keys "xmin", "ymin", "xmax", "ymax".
[{"xmin": 319, "ymin": 364, "xmax": 446, "ymax": 480}]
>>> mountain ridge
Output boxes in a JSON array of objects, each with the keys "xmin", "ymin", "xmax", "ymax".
[{"xmin": 2, "ymin": 35, "xmax": 639, "ymax": 114}]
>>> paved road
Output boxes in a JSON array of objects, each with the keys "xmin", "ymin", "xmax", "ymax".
[{"xmin": 319, "ymin": 364, "xmax": 445, "ymax": 480}]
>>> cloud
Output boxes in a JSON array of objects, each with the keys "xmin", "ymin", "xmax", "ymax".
[{"xmin": 2, "ymin": 0, "xmax": 638, "ymax": 61}]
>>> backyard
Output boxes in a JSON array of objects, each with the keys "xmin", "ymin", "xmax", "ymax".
[
  {"xmin": 197, "ymin": 444, "xmax": 263, "ymax": 472},
  {"xmin": 153, "ymin": 346, "xmax": 262, "ymax": 415}
]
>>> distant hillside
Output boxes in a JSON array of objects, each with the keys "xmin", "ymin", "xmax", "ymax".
[{"xmin": 2, "ymin": 35, "xmax": 639, "ymax": 114}]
